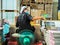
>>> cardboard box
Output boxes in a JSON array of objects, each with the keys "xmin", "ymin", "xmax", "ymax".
[
  {"xmin": 37, "ymin": 4, "xmax": 44, "ymax": 10},
  {"xmin": 44, "ymin": 0, "xmax": 48, "ymax": 3},
  {"xmin": 45, "ymin": 4, "xmax": 53, "ymax": 16},
  {"xmin": 31, "ymin": 9, "xmax": 44, "ymax": 17},
  {"xmin": 35, "ymin": 0, "xmax": 44, "ymax": 3},
  {"xmin": 47, "ymin": 0, "xmax": 53, "ymax": 3},
  {"xmin": 45, "ymin": 0, "xmax": 53, "ymax": 3},
  {"xmin": 31, "ymin": 9, "xmax": 38, "ymax": 17},
  {"xmin": 31, "ymin": 9, "xmax": 45, "ymax": 24},
  {"xmin": 38, "ymin": 0, "xmax": 44, "ymax": 3},
  {"xmin": 30, "ymin": 3, "xmax": 37, "ymax": 9},
  {"xmin": 23, "ymin": 0, "xmax": 29, "ymax": 3}
]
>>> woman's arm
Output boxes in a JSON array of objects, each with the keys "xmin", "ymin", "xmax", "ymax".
[{"xmin": 32, "ymin": 16, "xmax": 45, "ymax": 21}]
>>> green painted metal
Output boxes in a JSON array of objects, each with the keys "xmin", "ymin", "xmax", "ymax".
[
  {"xmin": 18, "ymin": 29, "xmax": 35, "ymax": 45},
  {"xmin": 23, "ymin": 38, "xmax": 30, "ymax": 45}
]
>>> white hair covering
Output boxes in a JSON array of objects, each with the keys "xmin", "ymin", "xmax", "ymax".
[{"xmin": 20, "ymin": 6, "xmax": 27, "ymax": 13}]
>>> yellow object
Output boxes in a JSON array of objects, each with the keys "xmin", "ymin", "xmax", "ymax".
[
  {"xmin": 58, "ymin": 11, "xmax": 60, "ymax": 20},
  {"xmin": 30, "ymin": 21, "xmax": 40, "ymax": 26},
  {"xmin": 30, "ymin": 16, "xmax": 46, "ymax": 26}
]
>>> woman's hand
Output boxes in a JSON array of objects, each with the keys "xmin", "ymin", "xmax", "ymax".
[{"xmin": 32, "ymin": 16, "xmax": 45, "ymax": 20}]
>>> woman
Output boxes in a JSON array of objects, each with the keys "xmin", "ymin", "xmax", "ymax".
[{"xmin": 2, "ymin": 19, "xmax": 10, "ymax": 45}]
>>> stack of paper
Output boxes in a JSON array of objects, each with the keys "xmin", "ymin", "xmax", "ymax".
[{"xmin": 45, "ymin": 30, "xmax": 60, "ymax": 45}]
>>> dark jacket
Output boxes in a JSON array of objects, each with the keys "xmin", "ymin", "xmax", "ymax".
[{"xmin": 16, "ymin": 12, "xmax": 35, "ymax": 32}]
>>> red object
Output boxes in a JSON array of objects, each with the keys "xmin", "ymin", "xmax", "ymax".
[
  {"xmin": 33, "ymin": 41, "xmax": 42, "ymax": 45},
  {"xmin": 8, "ymin": 41, "xmax": 18, "ymax": 45},
  {"xmin": 36, "ymin": 42, "xmax": 42, "ymax": 45}
]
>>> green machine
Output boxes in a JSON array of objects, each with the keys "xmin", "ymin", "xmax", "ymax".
[{"xmin": 18, "ymin": 29, "xmax": 35, "ymax": 45}]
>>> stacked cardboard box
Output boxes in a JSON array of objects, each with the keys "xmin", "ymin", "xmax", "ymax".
[
  {"xmin": 47, "ymin": 0, "xmax": 53, "ymax": 3},
  {"xmin": 45, "ymin": 0, "xmax": 53, "ymax": 3},
  {"xmin": 31, "ymin": 9, "xmax": 38, "ymax": 17},
  {"xmin": 30, "ymin": 3, "xmax": 37, "ymax": 9},
  {"xmin": 37, "ymin": 4, "xmax": 44, "ymax": 10},
  {"xmin": 44, "ymin": 0, "xmax": 48, "ymax": 3},
  {"xmin": 23, "ymin": 0, "xmax": 29, "ymax": 3},
  {"xmin": 31, "ymin": 9, "xmax": 44, "ymax": 17},
  {"xmin": 31, "ymin": 9, "xmax": 45, "ymax": 24},
  {"xmin": 35, "ymin": 0, "xmax": 44, "ymax": 3},
  {"xmin": 45, "ymin": 4, "xmax": 53, "ymax": 18}
]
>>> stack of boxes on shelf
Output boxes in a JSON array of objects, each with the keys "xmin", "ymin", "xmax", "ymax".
[
  {"xmin": 31, "ymin": 9, "xmax": 43, "ymax": 17},
  {"xmin": 45, "ymin": 0, "xmax": 53, "ymax": 19},
  {"xmin": 37, "ymin": 4, "xmax": 44, "ymax": 10},
  {"xmin": 45, "ymin": 4, "xmax": 53, "ymax": 18},
  {"xmin": 48, "ymin": 0, "xmax": 53, "ymax": 3},
  {"xmin": 31, "ymin": 4, "xmax": 44, "ymax": 16}
]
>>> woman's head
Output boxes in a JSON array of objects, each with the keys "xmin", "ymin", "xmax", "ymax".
[
  {"xmin": 23, "ymin": 8, "xmax": 28, "ymax": 12},
  {"xmin": 20, "ymin": 6, "xmax": 28, "ymax": 13}
]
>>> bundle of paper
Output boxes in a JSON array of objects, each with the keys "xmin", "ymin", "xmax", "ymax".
[{"xmin": 45, "ymin": 30, "xmax": 60, "ymax": 45}]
